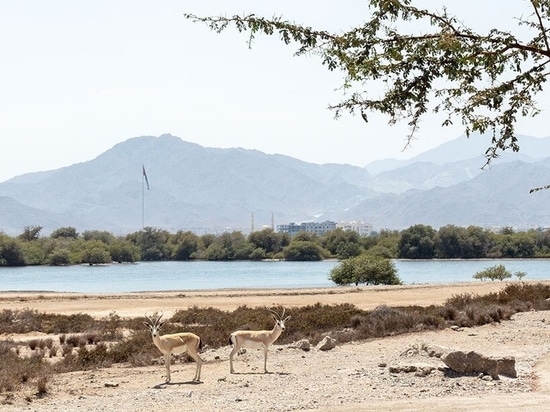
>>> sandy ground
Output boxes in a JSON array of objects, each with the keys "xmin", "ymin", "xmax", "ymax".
[{"xmin": 2, "ymin": 280, "xmax": 550, "ymax": 411}]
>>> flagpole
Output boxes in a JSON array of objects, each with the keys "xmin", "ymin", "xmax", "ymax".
[
  {"xmin": 142, "ymin": 172, "xmax": 145, "ymax": 229},
  {"xmin": 141, "ymin": 164, "xmax": 150, "ymax": 229}
]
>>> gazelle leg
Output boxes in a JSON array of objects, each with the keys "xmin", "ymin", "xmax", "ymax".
[
  {"xmin": 164, "ymin": 352, "xmax": 171, "ymax": 383},
  {"xmin": 263, "ymin": 346, "xmax": 269, "ymax": 373},
  {"xmin": 229, "ymin": 344, "xmax": 239, "ymax": 374},
  {"xmin": 188, "ymin": 349, "xmax": 203, "ymax": 382}
]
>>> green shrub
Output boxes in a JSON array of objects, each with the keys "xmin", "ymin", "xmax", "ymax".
[
  {"xmin": 473, "ymin": 264, "xmax": 512, "ymax": 281},
  {"xmin": 330, "ymin": 255, "xmax": 401, "ymax": 285}
]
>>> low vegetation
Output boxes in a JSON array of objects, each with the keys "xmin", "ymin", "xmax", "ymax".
[
  {"xmin": 2, "ymin": 283, "xmax": 550, "ymax": 402},
  {"xmin": 473, "ymin": 264, "xmax": 528, "ymax": 282}
]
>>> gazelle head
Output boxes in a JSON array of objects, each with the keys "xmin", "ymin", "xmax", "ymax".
[
  {"xmin": 144, "ymin": 313, "xmax": 165, "ymax": 338},
  {"xmin": 266, "ymin": 307, "xmax": 291, "ymax": 331}
]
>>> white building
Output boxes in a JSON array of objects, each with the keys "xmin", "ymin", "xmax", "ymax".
[{"xmin": 337, "ymin": 221, "xmax": 373, "ymax": 236}]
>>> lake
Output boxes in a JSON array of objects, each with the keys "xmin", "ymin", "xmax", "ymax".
[{"xmin": 0, "ymin": 259, "xmax": 549, "ymax": 293}]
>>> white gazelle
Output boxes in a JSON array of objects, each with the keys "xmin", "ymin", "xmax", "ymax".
[
  {"xmin": 229, "ymin": 307, "xmax": 291, "ymax": 374},
  {"xmin": 144, "ymin": 313, "xmax": 203, "ymax": 383}
]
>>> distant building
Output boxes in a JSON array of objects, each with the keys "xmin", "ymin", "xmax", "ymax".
[
  {"xmin": 277, "ymin": 221, "xmax": 337, "ymax": 236},
  {"xmin": 337, "ymin": 221, "xmax": 373, "ymax": 236}
]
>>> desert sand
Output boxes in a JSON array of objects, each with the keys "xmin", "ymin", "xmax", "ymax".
[{"xmin": 2, "ymin": 280, "xmax": 550, "ymax": 411}]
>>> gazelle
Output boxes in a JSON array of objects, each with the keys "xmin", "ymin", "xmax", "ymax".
[
  {"xmin": 143, "ymin": 313, "xmax": 203, "ymax": 383},
  {"xmin": 229, "ymin": 307, "xmax": 291, "ymax": 374}
]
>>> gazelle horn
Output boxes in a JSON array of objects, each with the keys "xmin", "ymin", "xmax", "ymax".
[{"xmin": 266, "ymin": 306, "xmax": 282, "ymax": 319}]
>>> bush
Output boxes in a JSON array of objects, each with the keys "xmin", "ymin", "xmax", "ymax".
[
  {"xmin": 283, "ymin": 241, "xmax": 324, "ymax": 261},
  {"xmin": 0, "ymin": 340, "xmax": 50, "ymax": 394},
  {"xmin": 473, "ymin": 264, "xmax": 512, "ymax": 281},
  {"xmin": 330, "ymin": 255, "xmax": 401, "ymax": 285}
]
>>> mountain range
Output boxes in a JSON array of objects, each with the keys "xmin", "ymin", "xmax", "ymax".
[{"xmin": 1, "ymin": 133, "xmax": 549, "ymax": 236}]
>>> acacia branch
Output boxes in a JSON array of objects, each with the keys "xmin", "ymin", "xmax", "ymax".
[
  {"xmin": 531, "ymin": 0, "xmax": 550, "ymax": 52},
  {"xmin": 185, "ymin": 3, "xmax": 550, "ymax": 190}
]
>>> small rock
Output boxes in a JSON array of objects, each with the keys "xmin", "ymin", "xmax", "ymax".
[
  {"xmin": 288, "ymin": 339, "xmax": 311, "ymax": 351},
  {"xmin": 441, "ymin": 350, "xmax": 516, "ymax": 379},
  {"xmin": 316, "ymin": 336, "xmax": 336, "ymax": 351}
]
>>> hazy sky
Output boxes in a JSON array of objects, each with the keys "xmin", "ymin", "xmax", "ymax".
[{"xmin": 1, "ymin": 1, "xmax": 548, "ymax": 182}]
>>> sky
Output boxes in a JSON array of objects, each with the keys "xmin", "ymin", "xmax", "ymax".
[{"xmin": 1, "ymin": 0, "xmax": 548, "ymax": 183}]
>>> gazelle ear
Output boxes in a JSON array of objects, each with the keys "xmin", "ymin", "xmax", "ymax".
[
  {"xmin": 283, "ymin": 316, "xmax": 291, "ymax": 322},
  {"xmin": 143, "ymin": 321, "xmax": 152, "ymax": 329}
]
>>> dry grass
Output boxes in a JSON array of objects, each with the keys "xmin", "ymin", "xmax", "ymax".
[{"xmin": 1, "ymin": 282, "xmax": 550, "ymax": 400}]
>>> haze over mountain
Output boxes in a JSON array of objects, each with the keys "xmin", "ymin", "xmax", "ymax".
[{"xmin": 1, "ymin": 133, "xmax": 549, "ymax": 236}]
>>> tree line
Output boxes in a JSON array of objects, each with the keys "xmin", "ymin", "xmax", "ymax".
[{"xmin": 1, "ymin": 223, "xmax": 549, "ymax": 267}]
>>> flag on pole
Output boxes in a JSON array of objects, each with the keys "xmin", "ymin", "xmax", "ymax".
[{"xmin": 142, "ymin": 165, "xmax": 150, "ymax": 190}]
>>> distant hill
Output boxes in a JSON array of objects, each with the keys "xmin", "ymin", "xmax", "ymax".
[
  {"xmin": 0, "ymin": 133, "xmax": 549, "ymax": 235},
  {"xmin": 366, "ymin": 133, "xmax": 550, "ymax": 174},
  {"xmin": 344, "ymin": 159, "xmax": 550, "ymax": 230}
]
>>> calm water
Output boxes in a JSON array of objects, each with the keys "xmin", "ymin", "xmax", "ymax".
[{"xmin": 0, "ymin": 259, "xmax": 549, "ymax": 293}]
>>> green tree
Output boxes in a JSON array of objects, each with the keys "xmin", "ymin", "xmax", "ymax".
[
  {"xmin": 398, "ymin": 224, "xmax": 436, "ymax": 259},
  {"xmin": 201, "ymin": 231, "xmax": 255, "ymax": 260},
  {"xmin": 354, "ymin": 255, "xmax": 401, "ymax": 285},
  {"xmin": 330, "ymin": 255, "xmax": 401, "ymax": 286},
  {"xmin": 328, "ymin": 258, "xmax": 356, "ymax": 285},
  {"xmin": 18, "ymin": 225, "xmax": 42, "ymax": 242},
  {"xmin": 534, "ymin": 229, "xmax": 550, "ymax": 257},
  {"xmin": 200, "ymin": 234, "xmax": 216, "ymax": 251},
  {"xmin": 462, "ymin": 226, "xmax": 492, "ymax": 258},
  {"xmin": 203, "ymin": 242, "xmax": 227, "ymax": 261},
  {"xmin": 249, "ymin": 247, "xmax": 267, "ymax": 261},
  {"xmin": 248, "ymin": 228, "xmax": 289, "ymax": 257},
  {"xmin": 20, "ymin": 241, "xmax": 47, "ymax": 265},
  {"xmin": 80, "ymin": 240, "xmax": 111, "ymax": 265},
  {"xmin": 48, "ymin": 249, "xmax": 72, "ymax": 266},
  {"xmin": 488, "ymin": 230, "xmax": 537, "ymax": 258},
  {"xmin": 109, "ymin": 240, "xmax": 140, "ymax": 263},
  {"xmin": 502, "ymin": 232, "xmax": 536, "ymax": 258},
  {"xmin": 225, "ymin": 231, "xmax": 255, "ymax": 260},
  {"xmin": 126, "ymin": 227, "xmax": 171, "ymax": 261},
  {"xmin": 170, "ymin": 231, "xmax": 200, "ymax": 261},
  {"xmin": 0, "ymin": 235, "xmax": 25, "ymax": 266},
  {"xmin": 335, "ymin": 241, "xmax": 362, "ymax": 259},
  {"xmin": 435, "ymin": 225, "xmax": 465, "ymax": 258},
  {"xmin": 82, "ymin": 230, "xmax": 115, "ymax": 244},
  {"xmin": 293, "ymin": 231, "xmax": 318, "ymax": 242},
  {"xmin": 363, "ymin": 230, "xmax": 400, "ymax": 258},
  {"xmin": 186, "ymin": 2, "xmax": 550, "ymax": 186},
  {"xmin": 51, "ymin": 226, "xmax": 79, "ymax": 240},
  {"xmin": 322, "ymin": 228, "xmax": 362, "ymax": 259},
  {"xmin": 283, "ymin": 240, "xmax": 324, "ymax": 261}
]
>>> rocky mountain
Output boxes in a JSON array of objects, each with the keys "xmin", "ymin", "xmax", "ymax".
[
  {"xmin": 0, "ymin": 133, "xmax": 549, "ymax": 235},
  {"xmin": 344, "ymin": 159, "xmax": 550, "ymax": 230}
]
